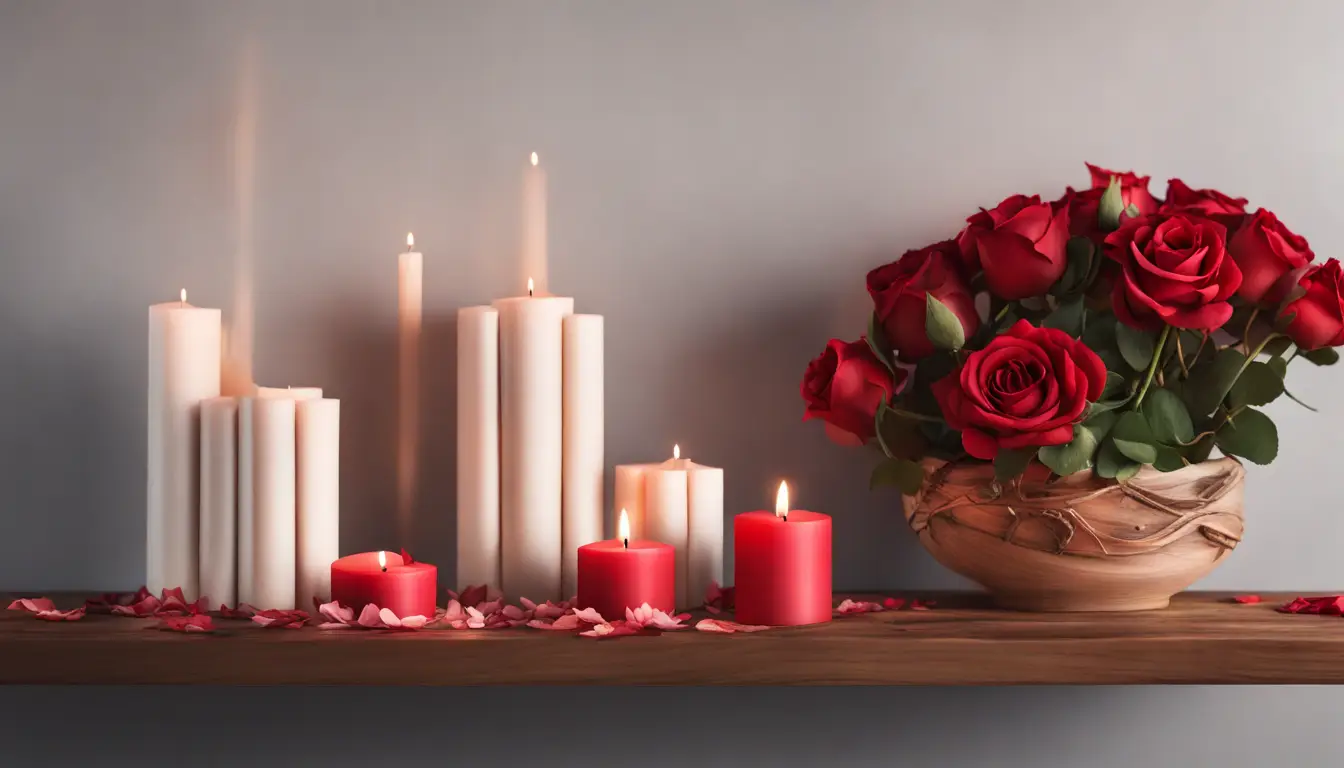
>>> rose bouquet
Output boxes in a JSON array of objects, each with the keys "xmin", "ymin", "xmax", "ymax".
[{"xmin": 802, "ymin": 164, "xmax": 1340, "ymax": 494}]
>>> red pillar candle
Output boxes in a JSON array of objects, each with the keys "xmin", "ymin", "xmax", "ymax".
[
  {"xmin": 330, "ymin": 551, "xmax": 438, "ymax": 618},
  {"xmin": 734, "ymin": 482, "xmax": 831, "ymax": 626},
  {"xmin": 577, "ymin": 510, "xmax": 676, "ymax": 620}
]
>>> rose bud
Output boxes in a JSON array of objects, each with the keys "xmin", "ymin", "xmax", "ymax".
[
  {"xmin": 1058, "ymin": 164, "xmax": 1159, "ymax": 241},
  {"xmin": 866, "ymin": 241, "xmax": 980, "ymax": 362},
  {"xmin": 801, "ymin": 338, "xmax": 904, "ymax": 446}
]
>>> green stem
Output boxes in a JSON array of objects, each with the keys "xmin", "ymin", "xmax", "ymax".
[
  {"xmin": 1236, "ymin": 333, "xmax": 1280, "ymax": 378},
  {"xmin": 887, "ymin": 407, "xmax": 944, "ymax": 424},
  {"xmin": 1241, "ymin": 307, "xmax": 1261, "ymax": 355},
  {"xmin": 994, "ymin": 303, "xmax": 1013, "ymax": 323},
  {"xmin": 1132, "ymin": 326, "xmax": 1171, "ymax": 410}
]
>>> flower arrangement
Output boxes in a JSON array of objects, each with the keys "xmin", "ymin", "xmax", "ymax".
[{"xmin": 802, "ymin": 164, "xmax": 1340, "ymax": 493}]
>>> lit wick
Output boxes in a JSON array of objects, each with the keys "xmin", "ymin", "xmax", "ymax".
[
  {"xmin": 775, "ymin": 481, "xmax": 790, "ymax": 523},
  {"xmin": 527, "ymin": 277, "xmax": 535, "ymax": 297},
  {"xmin": 618, "ymin": 508, "xmax": 631, "ymax": 550},
  {"xmin": 378, "ymin": 550, "xmax": 388, "ymax": 572},
  {"xmin": 673, "ymin": 444, "xmax": 681, "ymax": 461},
  {"xmin": 530, "ymin": 151, "xmax": 539, "ymax": 167},
  {"xmin": 179, "ymin": 288, "xmax": 187, "ymax": 305},
  {"xmin": 406, "ymin": 232, "xmax": 415, "ymax": 251}
]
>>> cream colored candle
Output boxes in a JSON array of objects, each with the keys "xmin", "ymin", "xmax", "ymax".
[
  {"xmin": 493, "ymin": 285, "xmax": 573, "ymax": 601},
  {"xmin": 147, "ymin": 290, "xmax": 221, "ymax": 600},
  {"xmin": 398, "ymin": 233, "xmax": 422, "ymax": 534},
  {"xmin": 523, "ymin": 152, "xmax": 547, "ymax": 293},
  {"xmin": 456, "ymin": 305, "xmax": 501, "ymax": 590},
  {"xmin": 249, "ymin": 396, "xmax": 297, "ymax": 609},
  {"xmin": 296, "ymin": 398, "xmax": 340, "ymax": 609},
  {"xmin": 199, "ymin": 396, "xmax": 238, "ymax": 608},
  {"xmin": 613, "ymin": 446, "xmax": 724, "ymax": 609},
  {"xmin": 239, "ymin": 386, "xmax": 321, "ymax": 607},
  {"xmin": 561, "ymin": 314, "xmax": 604, "ymax": 599}
]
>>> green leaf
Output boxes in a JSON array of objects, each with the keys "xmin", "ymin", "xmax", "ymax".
[
  {"xmin": 1110, "ymin": 411, "xmax": 1159, "ymax": 465},
  {"xmin": 1043, "ymin": 295, "xmax": 1085, "ymax": 337},
  {"xmin": 1215, "ymin": 408, "xmax": 1279, "ymax": 465},
  {"xmin": 1229, "ymin": 361, "xmax": 1285, "ymax": 408},
  {"xmin": 1302, "ymin": 347, "xmax": 1340, "ymax": 366},
  {"xmin": 1185, "ymin": 347, "xmax": 1248, "ymax": 417},
  {"xmin": 1095, "ymin": 438, "xmax": 1139, "ymax": 480},
  {"xmin": 925, "ymin": 293, "xmax": 966, "ymax": 351},
  {"xmin": 1142, "ymin": 388, "xmax": 1194, "ymax": 445},
  {"xmin": 870, "ymin": 458, "xmax": 926, "ymax": 494},
  {"xmin": 1123, "ymin": 203, "xmax": 1141, "ymax": 219},
  {"xmin": 1186, "ymin": 433, "xmax": 1216, "ymax": 464},
  {"xmin": 874, "ymin": 402, "xmax": 928, "ymax": 460},
  {"xmin": 993, "ymin": 448, "xmax": 1036, "ymax": 482},
  {"xmin": 1083, "ymin": 409, "xmax": 1119, "ymax": 441},
  {"xmin": 866, "ymin": 312, "xmax": 896, "ymax": 373},
  {"xmin": 1152, "ymin": 444, "xmax": 1187, "ymax": 473},
  {"xmin": 1037, "ymin": 423, "xmax": 1101, "ymax": 477},
  {"xmin": 1268, "ymin": 356, "xmax": 1288, "ymax": 379},
  {"xmin": 1115, "ymin": 323, "xmax": 1155, "ymax": 371},
  {"xmin": 1262, "ymin": 336, "xmax": 1294, "ymax": 358},
  {"xmin": 1115, "ymin": 463, "xmax": 1142, "ymax": 482},
  {"xmin": 1055, "ymin": 238, "xmax": 1095, "ymax": 296},
  {"xmin": 1098, "ymin": 175, "xmax": 1125, "ymax": 231}
]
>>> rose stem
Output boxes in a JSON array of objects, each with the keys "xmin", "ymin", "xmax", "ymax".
[{"xmin": 1132, "ymin": 325, "xmax": 1171, "ymax": 410}]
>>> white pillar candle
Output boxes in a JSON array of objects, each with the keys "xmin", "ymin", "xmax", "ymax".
[
  {"xmin": 147, "ymin": 291, "xmax": 221, "ymax": 600},
  {"xmin": 296, "ymin": 398, "xmax": 340, "ymax": 610},
  {"xmin": 561, "ymin": 314, "xmax": 604, "ymax": 599},
  {"xmin": 612, "ymin": 464, "xmax": 655, "ymax": 541},
  {"xmin": 238, "ymin": 386, "xmax": 320, "ymax": 608},
  {"xmin": 398, "ymin": 233, "xmax": 422, "ymax": 533},
  {"xmin": 199, "ymin": 396, "xmax": 238, "ymax": 608},
  {"xmin": 456, "ymin": 306, "xmax": 501, "ymax": 590},
  {"xmin": 613, "ymin": 446, "xmax": 724, "ymax": 609},
  {"xmin": 523, "ymin": 152, "xmax": 548, "ymax": 293},
  {"xmin": 249, "ymin": 396, "xmax": 297, "ymax": 609},
  {"xmin": 493, "ymin": 285, "xmax": 573, "ymax": 601},
  {"xmin": 644, "ymin": 465, "xmax": 689, "ymax": 609}
]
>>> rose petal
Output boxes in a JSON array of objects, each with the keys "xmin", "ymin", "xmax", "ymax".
[
  {"xmin": 457, "ymin": 585, "xmax": 488, "ymax": 608},
  {"xmin": 111, "ymin": 594, "xmax": 161, "ymax": 617},
  {"xmin": 356, "ymin": 604, "xmax": 386, "ymax": 628},
  {"xmin": 397, "ymin": 615, "xmax": 429, "ymax": 630},
  {"xmin": 443, "ymin": 599, "xmax": 465, "ymax": 621},
  {"xmin": 695, "ymin": 619, "xmax": 771, "ymax": 633},
  {"xmin": 501, "ymin": 604, "xmax": 526, "ymax": 621},
  {"xmin": 648, "ymin": 609, "xmax": 688, "ymax": 630},
  {"xmin": 250, "ymin": 609, "xmax": 310, "ymax": 629},
  {"xmin": 573, "ymin": 607, "xmax": 607, "ymax": 625},
  {"xmin": 520, "ymin": 597, "xmax": 538, "ymax": 611},
  {"xmin": 8, "ymin": 597, "xmax": 57, "ymax": 614},
  {"xmin": 579, "ymin": 621, "xmax": 640, "ymax": 639},
  {"xmin": 883, "ymin": 597, "xmax": 906, "ymax": 610},
  {"xmin": 1232, "ymin": 595, "xmax": 1262, "ymax": 605},
  {"xmin": 317, "ymin": 601, "xmax": 355, "ymax": 624},
  {"xmin": 158, "ymin": 615, "xmax": 215, "ymax": 633},
  {"xmin": 533, "ymin": 602, "xmax": 568, "ymax": 620}
]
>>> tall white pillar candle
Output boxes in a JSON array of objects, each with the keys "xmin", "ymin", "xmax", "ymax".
[
  {"xmin": 644, "ymin": 466, "xmax": 689, "ymax": 610},
  {"xmin": 561, "ymin": 314, "xmax": 604, "ymax": 599},
  {"xmin": 147, "ymin": 291, "xmax": 221, "ymax": 600},
  {"xmin": 398, "ymin": 234, "xmax": 422, "ymax": 533},
  {"xmin": 684, "ymin": 464, "xmax": 725, "ymax": 610},
  {"xmin": 296, "ymin": 398, "xmax": 340, "ymax": 609},
  {"xmin": 456, "ymin": 306, "xmax": 501, "ymax": 590},
  {"xmin": 199, "ymin": 396, "xmax": 238, "ymax": 608},
  {"xmin": 612, "ymin": 464, "xmax": 655, "ymax": 541},
  {"xmin": 493, "ymin": 287, "xmax": 573, "ymax": 601},
  {"xmin": 250, "ymin": 396, "xmax": 297, "ymax": 609}
]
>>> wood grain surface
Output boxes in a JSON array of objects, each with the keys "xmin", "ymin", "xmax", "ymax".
[{"xmin": 2, "ymin": 592, "xmax": 1339, "ymax": 685}]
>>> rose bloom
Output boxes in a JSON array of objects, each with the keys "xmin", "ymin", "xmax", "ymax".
[
  {"xmin": 1282, "ymin": 259, "xmax": 1344, "ymax": 350},
  {"xmin": 956, "ymin": 194, "xmax": 1070, "ymax": 300},
  {"xmin": 931, "ymin": 320, "xmax": 1106, "ymax": 461},
  {"xmin": 1159, "ymin": 178, "xmax": 1248, "ymax": 229},
  {"xmin": 1228, "ymin": 208, "xmax": 1314, "ymax": 305},
  {"xmin": 1059, "ymin": 164, "xmax": 1160, "ymax": 240},
  {"xmin": 801, "ymin": 338, "xmax": 904, "ymax": 446},
  {"xmin": 866, "ymin": 241, "xmax": 980, "ymax": 362},
  {"xmin": 1103, "ymin": 213, "xmax": 1242, "ymax": 332}
]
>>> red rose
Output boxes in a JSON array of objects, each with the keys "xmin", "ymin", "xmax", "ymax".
[
  {"xmin": 1160, "ymin": 178, "xmax": 1248, "ymax": 229},
  {"xmin": 1059, "ymin": 163, "xmax": 1159, "ymax": 240},
  {"xmin": 1229, "ymin": 209, "xmax": 1315, "ymax": 305},
  {"xmin": 801, "ymin": 338, "xmax": 905, "ymax": 446},
  {"xmin": 1282, "ymin": 260, "xmax": 1344, "ymax": 350},
  {"xmin": 931, "ymin": 320, "xmax": 1106, "ymax": 460},
  {"xmin": 1103, "ymin": 213, "xmax": 1242, "ymax": 332},
  {"xmin": 956, "ymin": 194, "xmax": 1070, "ymax": 299},
  {"xmin": 866, "ymin": 242, "xmax": 980, "ymax": 362}
]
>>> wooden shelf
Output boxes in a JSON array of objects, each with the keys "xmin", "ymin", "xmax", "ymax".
[{"xmin": 2, "ymin": 592, "xmax": 1337, "ymax": 685}]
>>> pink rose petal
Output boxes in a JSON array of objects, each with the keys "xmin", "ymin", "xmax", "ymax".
[
  {"xmin": 8, "ymin": 597, "xmax": 56, "ymax": 614},
  {"xmin": 398, "ymin": 615, "xmax": 429, "ymax": 630},
  {"xmin": 443, "ymin": 599, "xmax": 465, "ymax": 621},
  {"xmin": 475, "ymin": 598, "xmax": 503, "ymax": 616},
  {"xmin": 836, "ymin": 599, "xmax": 884, "ymax": 615},
  {"xmin": 456, "ymin": 585, "xmax": 488, "ymax": 608},
  {"xmin": 111, "ymin": 594, "xmax": 162, "ymax": 617},
  {"xmin": 250, "ymin": 609, "xmax": 310, "ymax": 629},
  {"xmin": 317, "ymin": 601, "xmax": 355, "ymax": 624},
  {"xmin": 695, "ymin": 618, "xmax": 771, "ymax": 634},
  {"xmin": 579, "ymin": 621, "xmax": 640, "ymax": 639},
  {"xmin": 648, "ymin": 609, "xmax": 688, "ymax": 630},
  {"xmin": 158, "ymin": 614, "xmax": 215, "ymax": 633},
  {"xmin": 466, "ymin": 606, "xmax": 486, "ymax": 629},
  {"xmin": 501, "ymin": 604, "xmax": 527, "ymax": 621},
  {"xmin": 573, "ymin": 607, "xmax": 606, "ymax": 625},
  {"xmin": 533, "ymin": 602, "xmax": 568, "ymax": 620},
  {"xmin": 356, "ymin": 604, "xmax": 385, "ymax": 628},
  {"xmin": 520, "ymin": 597, "xmax": 538, "ymax": 611}
]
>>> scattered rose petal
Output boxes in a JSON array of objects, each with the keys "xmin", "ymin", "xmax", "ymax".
[
  {"xmin": 573, "ymin": 607, "xmax": 606, "ymax": 625},
  {"xmin": 454, "ymin": 585, "xmax": 488, "ymax": 608},
  {"xmin": 623, "ymin": 603, "xmax": 688, "ymax": 630},
  {"xmin": 158, "ymin": 614, "xmax": 215, "ymax": 633},
  {"xmin": 500, "ymin": 604, "xmax": 526, "ymax": 621},
  {"xmin": 111, "ymin": 593, "xmax": 162, "ymax": 617},
  {"xmin": 836, "ymin": 599, "xmax": 885, "ymax": 615},
  {"xmin": 703, "ymin": 581, "xmax": 735, "ymax": 615},
  {"xmin": 400, "ymin": 548, "xmax": 416, "ymax": 565},
  {"xmin": 475, "ymin": 598, "xmax": 503, "ymax": 616},
  {"xmin": 695, "ymin": 618, "xmax": 771, "ymax": 634},
  {"xmin": 251, "ymin": 609, "xmax": 310, "ymax": 629},
  {"xmin": 579, "ymin": 621, "xmax": 640, "ymax": 639},
  {"xmin": 1279, "ymin": 596, "xmax": 1344, "ymax": 615},
  {"xmin": 527, "ymin": 613, "xmax": 583, "ymax": 631},
  {"xmin": 910, "ymin": 599, "xmax": 934, "ymax": 611},
  {"xmin": 520, "ymin": 597, "xmax": 538, "ymax": 611},
  {"xmin": 219, "ymin": 603, "xmax": 260, "ymax": 619},
  {"xmin": 84, "ymin": 588, "xmax": 149, "ymax": 613},
  {"xmin": 317, "ymin": 601, "xmax": 355, "ymax": 624},
  {"xmin": 532, "ymin": 601, "xmax": 569, "ymax": 620},
  {"xmin": 8, "ymin": 598, "xmax": 86, "ymax": 621},
  {"xmin": 466, "ymin": 606, "xmax": 487, "ymax": 629},
  {"xmin": 883, "ymin": 597, "xmax": 906, "ymax": 610},
  {"xmin": 1232, "ymin": 595, "xmax": 1262, "ymax": 605},
  {"xmin": 443, "ymin": 599, "xmax": 465, "ymax": 622}
]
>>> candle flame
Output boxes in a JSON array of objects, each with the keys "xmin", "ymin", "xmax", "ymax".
[
  {"xmin": 406, "ymin": 232, "xmax": 415, "ymax": 249},
  {"xmin": 530, "ymin": 151, "xmax": 539, "ymax": 167},
  {"xmin": 180, "ymin": 289, "xmax": 187, "ymax": 303},
  {"xmin": 618, "ymin": 508, "xmax": 630, "ymax": 547},
  {"xmin": 775, "ymin": 481, "xmax": 790, "ymax": 519},
  {"xmin": 527, "ymin": 277, "xmax": 535, "ymax": 296},
  {"xmin": 673, "ymin": 444, "xmax": 680, "ymax": 460},
  {"xmin": 378, "ymin": 550, "xmax": 387, "ymax": 569}
]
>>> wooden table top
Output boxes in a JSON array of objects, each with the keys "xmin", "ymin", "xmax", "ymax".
[{"xmin": 2, "ymin": 592, "xmax": 1338, "ymax": 685}]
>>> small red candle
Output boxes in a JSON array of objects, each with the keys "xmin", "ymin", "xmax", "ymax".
[
  {"xmin": 734, "ymin": 481, "xmax": 831, "ymax": 626},
  {"xmin": 330, "ymin": 551, "xmax": 438, "ymax": 618},
  {"xmin": 578, "ymin": 510, "xmax": 676, "ymax": 619}
]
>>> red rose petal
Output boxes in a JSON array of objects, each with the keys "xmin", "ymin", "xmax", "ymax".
[
  {"xmin": 1232, "ymin": 595, "xmax": 1262, "ymax": 604},
  {"xmin": 695, "ymin": 619, "xmax": 771, "ymax": 634},
  {"xmin": 250, "ymin": 609, "xmax": 310, "ymax": 629},
  {"xmin": 158, "ymin": 614, "xmax": 215, "ymax": 633},
  {"xmin": 882, "ymin": 597, "xmax": 906, "ymax": 610},
  {"xmin": 456, "ymin": 584, "xmax": 488, "ymax": 608}
]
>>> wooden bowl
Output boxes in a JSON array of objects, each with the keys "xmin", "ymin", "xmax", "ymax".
[{"xmin": 901, "ymin": 457, "xmax": 1245, "ymax": 611}]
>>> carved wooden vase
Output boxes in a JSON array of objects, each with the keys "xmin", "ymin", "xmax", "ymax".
[{"xmin": 901, "ymin": 457, "xmax": 1245, "ymax": 612}]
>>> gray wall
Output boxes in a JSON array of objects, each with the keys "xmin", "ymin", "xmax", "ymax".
[{"xmin": 2, "ymin": 1, "xmax": 1341, "ymax": 766}]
